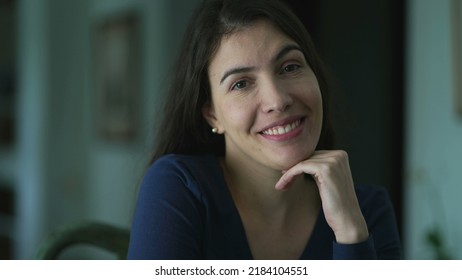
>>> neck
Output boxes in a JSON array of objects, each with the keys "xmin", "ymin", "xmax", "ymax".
[{"xmin": 220, "ymin": 154, "xmax": 318, "ymax": 221}]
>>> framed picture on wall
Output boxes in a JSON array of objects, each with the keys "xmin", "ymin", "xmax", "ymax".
[
  {"xmin": 452, "ymin": 0, "xmax": 462, "ymax": 117},
  {"xmin": 93, "ymin": 12, "xmax": 141, "ymax": 142}
]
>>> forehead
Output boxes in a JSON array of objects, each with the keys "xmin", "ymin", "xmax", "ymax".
[{"xmin": 208, "ymin": 19, "xmax": 294, "ymax": 72}]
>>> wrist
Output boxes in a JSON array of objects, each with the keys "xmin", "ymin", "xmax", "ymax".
[{"xmin": 334, "ymin": 220, "xmax": 369, "ymax": 244}]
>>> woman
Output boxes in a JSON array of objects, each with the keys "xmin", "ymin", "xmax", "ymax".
[{"xmin": 128, "ymin": 0, "xmax": 401, "ymax": 259}]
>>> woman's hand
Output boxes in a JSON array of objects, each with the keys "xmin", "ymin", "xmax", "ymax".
[{"xmin": 275, "ymin": 150, "xmax": 369, "ymax": 244}]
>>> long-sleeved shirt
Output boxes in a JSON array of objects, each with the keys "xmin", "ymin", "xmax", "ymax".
[{"xmin": 128, "ymin": 153, "xmax": 402, "ymax": 259}]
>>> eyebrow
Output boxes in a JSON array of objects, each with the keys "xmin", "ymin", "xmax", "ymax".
[
  {"xmin": 219, "ymin": 43, "xmax": 303, "ymax": 85},
  {"xmin": 219, "ymin": 66, "xmax": 255, "ymax": 85}
]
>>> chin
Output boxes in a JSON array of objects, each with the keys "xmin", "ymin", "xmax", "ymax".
[
  {"xmin": 275, "ymin": 149, "xmax": 316, "ymax": 170},
  {"xmin": 274, "ymin": 157, "xmax": 307, "ymax": 171}
]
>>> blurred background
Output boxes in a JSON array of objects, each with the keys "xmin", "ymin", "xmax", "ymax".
[{"xmin": 0, "ymin": 0, "xmax": 461, "ymax": 260}]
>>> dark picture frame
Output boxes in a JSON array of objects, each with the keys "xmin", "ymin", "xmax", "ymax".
[{"xmin": 93, "ymin": 12, "xmax": 140, "ymax": 142}]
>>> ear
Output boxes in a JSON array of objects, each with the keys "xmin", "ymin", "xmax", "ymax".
[{"xmin": 202, "ymin": 102, "xmax": 222, "ymax": 132}]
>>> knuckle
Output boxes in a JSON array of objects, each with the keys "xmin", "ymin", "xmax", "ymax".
[
  {"xmin": 333, "ymin": 150, "xmax": 348, "ymax": 162},
  {"xmin": 319, "ymin": 164, "xmax": 332, "ymax": 175}
]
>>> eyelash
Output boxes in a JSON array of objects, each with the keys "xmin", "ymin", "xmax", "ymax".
[
  {"xmin": 280, "ymin": 63, "xmax": 301, "ymax": 74},
  {"xmin": 231, "ymin": 80, "xmax": 248, "ymax": 91},
  {"xmin": 230, "ymin": 63, "xmax": 301, "ymax": 92}
]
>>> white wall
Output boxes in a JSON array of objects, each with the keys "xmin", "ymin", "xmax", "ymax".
[
  {"xmin": 404, "ymin": 0, "xmax": 462, "ymax": 259},
  {"xmin": 15, "ymin": 0, "xmax": 199, "ymax": 259}
]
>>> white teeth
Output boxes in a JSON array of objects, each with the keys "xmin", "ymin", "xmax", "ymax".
[{"xmin": 262, "ymin": 119, "xmax": 301, "ymax": 135}]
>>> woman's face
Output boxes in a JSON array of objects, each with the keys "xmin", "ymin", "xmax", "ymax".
[{"xmin": 204, "ymin": 19, "xmax": 323, "ymax": 171}]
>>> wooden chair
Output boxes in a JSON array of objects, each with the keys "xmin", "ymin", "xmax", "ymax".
[{"xmin": 36, "ymin": 221, "xmax": 130, "ymax": 260}]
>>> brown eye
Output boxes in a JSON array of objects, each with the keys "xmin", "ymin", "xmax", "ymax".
[
  {"xmin": 231, "ymin": 80, "xmax": 247, "ymax": 90},
  {"xmin": 281, "ymin": 64, "xmax": 300, "ymax": 73}
]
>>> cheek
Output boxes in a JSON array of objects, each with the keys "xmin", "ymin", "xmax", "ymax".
[
  {"xmin": 303, "ymin": 84, "xmax": 323, "ymax": 115},
  {"xmin": 290, "ymin": 76, "xmax": 321, "ymax": 101},
  {"xmin": 294, "ymin": 86, "xmax": 322, "ymax": 112},
  {"xmin": 217, "ymin": 100, "xmax": 257, "ymax": 131},
  {"xmin": 314, "ymin": 93, "xmax": 323, "ymax": 117}
]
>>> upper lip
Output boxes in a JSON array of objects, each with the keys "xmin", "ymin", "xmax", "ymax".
[{"xmin": 259, "ymin": 115, "xmax": 305, "ymax": 133}]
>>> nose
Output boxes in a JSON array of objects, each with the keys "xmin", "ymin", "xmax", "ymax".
[{"xmin": 260, "ymin": 79, "xmax": 293, "ymax": 113}]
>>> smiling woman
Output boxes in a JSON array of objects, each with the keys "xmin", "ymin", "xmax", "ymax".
[
  {"xmin": 127, "ymin": 0, "xmax": 402, "ymax": 260},
  {"xmin": 203, "ymin": 20, "xmax": 323, "ymax": 172}
]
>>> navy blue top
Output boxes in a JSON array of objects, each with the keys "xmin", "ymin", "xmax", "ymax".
[{"xmin": 128, "ymin": 154, "xmax": 401, "ymax": 260}]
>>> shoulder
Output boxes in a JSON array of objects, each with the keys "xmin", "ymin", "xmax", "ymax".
[
  {"xmin": 141, "ymin": 153, "xmax": 222, "ymax": 197},
  {"xmin": 148, "ymin": 153, "xmax": 218, "ymax": 179}
]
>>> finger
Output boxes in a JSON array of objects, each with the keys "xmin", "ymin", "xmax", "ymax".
[
  {"xmin": 275, "ymin": 161, "xmax": 318, "ymax": 191},
  {"xmin": 275, "ymin": 150, "xmax": 348, "ymax": 191},
  {"xmin": 308, "ymin": 150, "xmax": 330, "ymax": 158},
  {"xmin": 275, "ymin": 170, "xmax": 301, "ymax": 191}
]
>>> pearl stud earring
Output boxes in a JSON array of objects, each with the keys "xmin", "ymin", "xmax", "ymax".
[{"xmin": 212, "ymin": 128, "xmax": 218, "ymax": 133}]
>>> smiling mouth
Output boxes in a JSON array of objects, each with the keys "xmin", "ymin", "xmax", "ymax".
[{"xmin": 261, "ymin": 118, "xmax": 303, "ymax": 136}]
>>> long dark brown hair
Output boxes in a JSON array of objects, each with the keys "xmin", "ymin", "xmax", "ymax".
[{"xmin": 149, "ymin": 0, "xmax": 335, "ymax": 165}]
